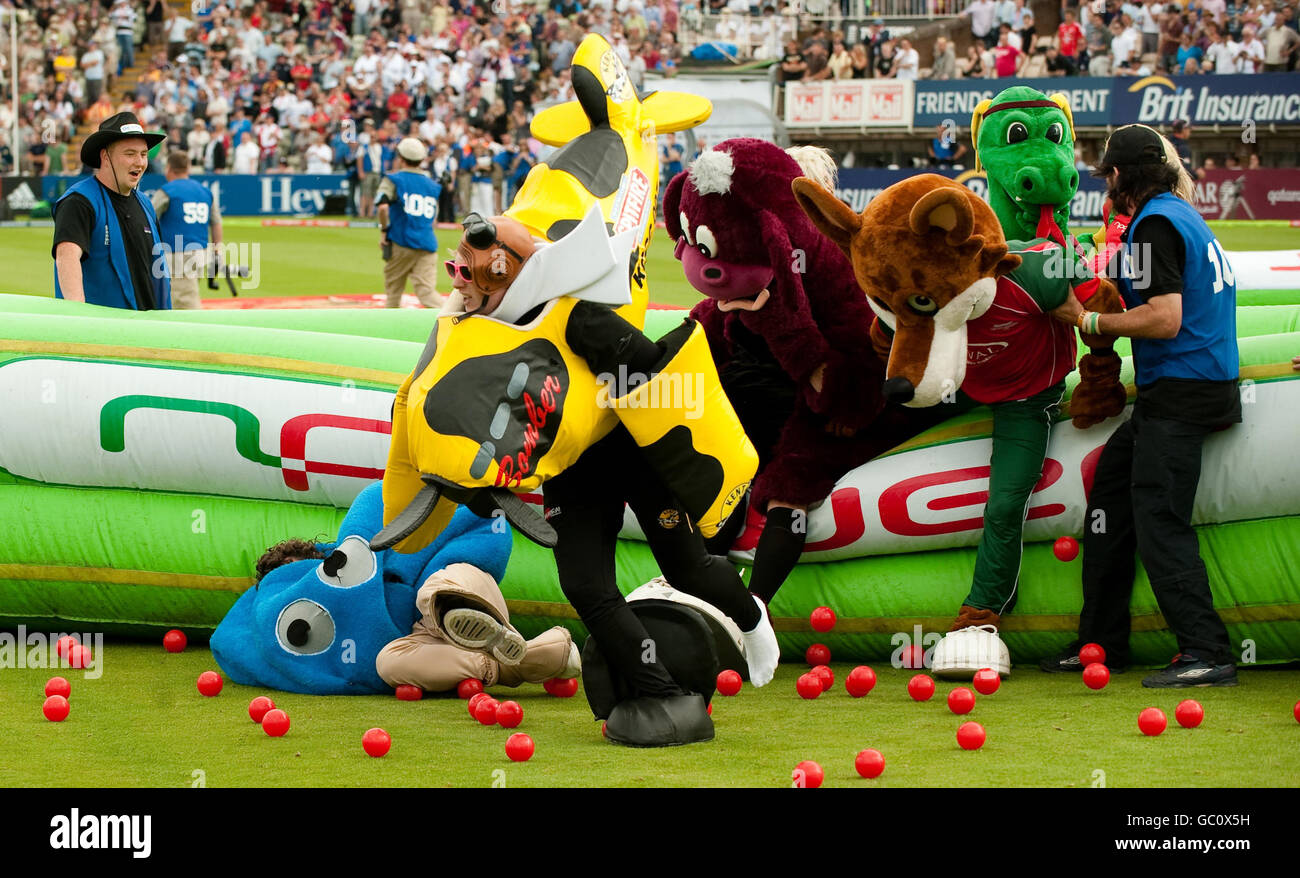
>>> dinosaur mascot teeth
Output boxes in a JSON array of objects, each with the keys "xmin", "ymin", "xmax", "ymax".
[
  {"xmin": 663, "ymin": 138, "xmax": 941, "ymax": 604},
  {"xmin": 793, "ymin": 172, "xmax": 1129, "ymax": 680},
  {"xmin": 972, "ymin": 85, "xmax": 1128, "ymax": 429}
]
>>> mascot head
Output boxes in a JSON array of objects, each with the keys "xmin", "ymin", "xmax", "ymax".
[
  {"xmin": 971, "ymin": 86, "xmax": 1078, "ymax": 242},
  {"xmin": 664, "ymin": 138, "xmax": 837, "ymax": 314},
  {"xmin": 211, "ymin": 482, "xmax": 511, "ymax": 694}
]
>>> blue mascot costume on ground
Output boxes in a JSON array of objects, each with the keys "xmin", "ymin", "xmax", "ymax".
[{"xmin": 211, "ymin": 482, "xmax": 514, "ymax": 695}]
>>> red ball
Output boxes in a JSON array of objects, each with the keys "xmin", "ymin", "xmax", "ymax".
[
  {"xmin": 496, "ymin": 700, "xmax": 523, "ymax": 728},
  {"xmin": 796, "ymin": 673, "xmax": 822, "ymax": 699},
  {"xmin": 957, "ymin": 721, "xmax": 986, "ymax": 750},
  {"xmin": 1082, "ymin": 663, "xmax": 1110, "ymax": 690},
  {"xmin": 395, "ymin": 684, "xmax": 423, "ymax": 701},
  {"xmin": 855, "ymin": 749, "xmax": 885, "ymax": 779},
  {"xmin": 66, "ymin": 644, "xmax": 92, "ymax": 670},
  {"xmin": 44, "ymin": 677, "xmax": 71, "ymax": 699},
  {"xmin": 707, "ymin": 702, "xmax": 713, "ymax": 715},
  {"xmin": 55, "ymin": 635, "xmax": 79, "ymax": 660},
  {"xmin": 947, "ymin": 686, "xmax": 976, "ymax": 715},
  {"xmin": 163, "ymin": 629, "xmax": 187, "ymax": 653},
  {"xmin": 810, "ymin": 664, "xmax": 834, "ymax": 692},
  {"xmin": 474, "ymin": 697, "xmax": 500, "ymax": 725},
  {"xmin": 716, "ymin": 670, "xmax": 743, "ymax": 696},
  {"xmin": 543, "ymin": 677, "xmax": 579, "ymax": 698},
  {"xmin": 1295, "ymin": 700, "xmax": 1300, "ymax": 724},
  {"xmin": 456, "ymin": 678, "xmax": 484, "ymax": 699},
  {"xmin": 196, "ymin": 671, "xmax": 223, "ymax": 697},
  {"xmin": 907, "ymin": 674, "xmax": 935, "ymax": 701},
  {"xmin": 1079, "ymin": 643, "xmax": 1106, "ymax": 666},
  {"xmin": 899, "ymin": 644, "xmax": 926, "ymax": 670},
  {"xmin": 845, "ymin": 666, "xmax": 877, "ymax": 697},
  {"xmin": 805, "ymin": 643, "xmax": 831, "ymax": 666},
  {"xmin": 601, "ymin": 721, "xmax": 608, "ymax": 738},
  {"xmin": 793, "ymin": 760, "xmax": 824, "ymax": 788},
  {"xmin": 1053, "ymin": 536, "xmax": 1079, "ymax": 562},
  {"xmin": 1138, "ymin": 707, "xmax": 1167, "ymax": 736},
  {"xmin": 362, "ymin": 727, "xmax": 391, "ymax": 757},
  {"xmin": 505, "ymin": 733, "xmax": 534, "ymax": 762},
  {"xmin": 248, "ymin": 695, "xmax": 276, "ymax": 723},
  {"xmin": 262, "ymin": 709, "xmax": 290, "ymax": 737},
  {"xmin": 468, "ymin": 692, "xmax": 491, "ymax": 717},
  {"xmin": 810, "ymin": 606, "xmax": 837, "ymax": 633},
  {"xmin": 1175, "ymin": 699, "xmax": 1204, "ymax": 729},
  {"xmin": 43, "ymin": 694, "xmax": 70, "ymax": 722},
  {"xmin": 972, "ymin": 668, "xmax": 1001, "ymax": 695}
]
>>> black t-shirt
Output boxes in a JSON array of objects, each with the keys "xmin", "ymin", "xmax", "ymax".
[
  {"xmin": 52, "ymin": 184, "xmax": 158, "ymax": 311},
  {"xmin": 781, "ymin": 51, "xmax": 805, "ymax": 82},
  {"xmin": 1129, "ymin": 213, "xmax": 1184, "ymax": 299},
  {"xmin": 1046, "ymin": 53, "xmax": 1077, "ymax": 75}
]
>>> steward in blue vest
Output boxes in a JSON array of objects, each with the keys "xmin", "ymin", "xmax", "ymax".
[
  {"xmin": 1045, "ymin": 124, "xmax": 1241, "ymax": 688},
  {"xmin": 151, "ymin": 149, "xmax": 223, "ymax": 310},
  {"xmin": 375, "ymin": 137, "xmax": 445, "ymax": 308},
  {"xmin": 52, "ymin": 112, "xmax": 171, "ymax": 310}
]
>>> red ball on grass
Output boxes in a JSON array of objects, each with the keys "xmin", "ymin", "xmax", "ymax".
[
  {"xmin": 810, "ymin": 606, "xmax": 837, "ymax": 633},
  {"xmin": 793, "ymin": 760, "xmax": 824, "ymax": 788},
  {"xmin": 163, "ymin": 629, "xmax": 187, "ymax": 653},
  {"xmin": 796, "ymin": 673, "xmax": 822, "ymax": 700},
  {"xmin": 855, "ymin": 749, "xmax": 885, "ymax": 779},
  {"xmin": 810, "ymin": 665, "xmax": 834, "ymax": 692},
  {"xmin": 496, "ymin": 700, "xmax": 523, "ymax": 729},
  {"xmin": 716, "ymin": 669, "xmax": 742, "ymax": 696},
  {"xmin": 362, "ymin": 727, "xmax": 391, "ymax": 757},
  {"xmin": 196, "ymin": 671, "xmax": 223, "ymax": 697},
  {"xmin": 457, "ymin": 678, "xmax": 483, "ymax": 699},
  {"xmin": 845, "ymin": 666, "xmax": 876, "ymax": 697},
  {"xmin": 43, "ymin": 695, "xmax": 70, "ymax": 722},
  {"xmin": 505, "ymin": 733, "xmax": 534, "ymax": 762},
  {"xmin": 45, "ymin": 677, "xmax": 71, "ymax": 699},
  {"xmin": 972, "ymin": 668, "xmax": 1000, "ymax": 695},
  {"xmin": 805, "ymin": 643, "xmax": 831, "ymax": 666}
]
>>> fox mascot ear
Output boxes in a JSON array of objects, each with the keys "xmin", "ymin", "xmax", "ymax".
[
  {"xmin": 663, "ymin": 170, "xmax": 688, "ymax": 240},
  {"xmin": 791, "ymin": 176, "xmax": 861, "ymax": 259}
]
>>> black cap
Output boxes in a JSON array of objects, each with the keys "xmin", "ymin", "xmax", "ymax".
[
  {"xmin": 1099, "ymin": 124, "xmax": 1168, "ymax": 169},
  {"xmin": 80, "ymin": 112, "xmax": 166, "ymax": 168}
]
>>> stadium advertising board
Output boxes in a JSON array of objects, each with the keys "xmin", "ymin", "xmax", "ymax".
[
  {"xmin": 42, "ymin": 173, "xmax": 351, "ymax": 216},
  {"xmin": 1192, "ymin": 168, "xmax": 1300, "ymax": 221},
  {"xmin": 1113, "ymin": 73, "xmax": 1300, "ymax": 127},
  {"xmin": 913, "ymin": 77, "xmax": 1113, "ymax": 128},
  {"xmin": 785, "ymin": 80, "xmax": 914, "ymax": 128}
]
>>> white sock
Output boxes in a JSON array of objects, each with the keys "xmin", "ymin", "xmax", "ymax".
[{"xmin": 741, "ymin": 595, "xmax": 780, "ymax": 687}]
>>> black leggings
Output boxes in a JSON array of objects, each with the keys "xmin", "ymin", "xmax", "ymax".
[{"xmin": 544, "ymin": 427, "xmax": 760, "ymax": 698}]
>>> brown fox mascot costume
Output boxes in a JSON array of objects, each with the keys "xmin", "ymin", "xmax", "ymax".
[{"xmin": 793, "ymin": 173, "xmax": 1126, "ymax": 678}]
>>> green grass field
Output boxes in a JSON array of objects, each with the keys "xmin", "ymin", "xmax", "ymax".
[
  {"xmin": 3, "ymin": 219, "xmax": 1298, "ymax": 308},
  {"xmin": 2, "ymin": 644, "xmax": 1297, "ymax": 788}
]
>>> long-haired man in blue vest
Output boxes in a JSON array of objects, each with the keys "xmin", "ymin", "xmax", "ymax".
[
  {"xmin": 52, "ymin": 112, "xmax": 171, "ymax": 310},
  {"xmin": 1046, "ymin": 124, "xmax": 1242, "ymax": 688},
  {"xmin": 376, "ymin": 137, "xmax": 444, "ymax": 308},
  {"xmin": 150, "ymin": 150, "xmax": 222, "ymax": 310}
]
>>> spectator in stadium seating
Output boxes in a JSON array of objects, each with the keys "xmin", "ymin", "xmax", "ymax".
[
  {"xmin": 994, "ymin": 0, "xmax": 1017, "ymax": 30},
  {"xmin": 1169, "ymin": 119, "xmax": 1193, "ymax": 173},
  {"xmin": 1138, "ymin": 0, "xmax": 1162, "ymax": 55},
  {"xmin": 992, "ymin": 27, "xmax": 1026, "ymax": 75},
  {"xmin": 829, "ymin": 38, "xmax": 853, "ymax": 78},
  {"xmin": 875, "ymin": 37, "xmax": 897, "ymax": 77},
  {"xmin": 1019, "ymin": 11, "xmax": 1039, "ymax": 54},
  {"xmin": 1109, "ymin": 16, "xmax": 1138, "ymax": 69},
  {"xmin": 111, "ymin": 0, "xmax": 136, "ymax": 76},
  {"xmin": 1204, "ymin": 26, "xmax": 1240, "ymax": 71},
  {"xmin": 1158, "ymin": 5, "xmax": 1183, "ymax": 70},
  {"xmin": 931, "ymin": 36, "xmax": 957, "ymax": 79},
  {"xmin": 780, "ymin": 38, "xmax": 807, "ymax": 81},
  {"xmin": 1045, "ymin": 42, "xmax": 1079, "ymax": 74},
  {"xmin": 1236, "ymin": 24, "xmax": 1265, "ymax": 69},
  {"xmin": 1262, "ymin": 13, "xmax": 1300, "ymax": 68},
  {"xmin": 963, "ymin": 0, "xmax": 1000, "ymax": 49},
  {"xmin": 962, "ymin": 42, "xmax": 990, "ymax": 76},
  {"xmin": 803, "ymin": 36, "xmax": 831, "ymax": 80},
  {"xmin": 893, "ymin": 37, "xmax": 920, "ymax": 79},
  {"xmin": 1176, "ymin": 31, "xmax": 1205, "ymax": 71},
  {"xmin": 1058, "ymin": 8, "xmax": 1085, "ymax": 62},
  {"xmin": 80, "ymin": 39, "xmax": 107, "ymax": 104}
]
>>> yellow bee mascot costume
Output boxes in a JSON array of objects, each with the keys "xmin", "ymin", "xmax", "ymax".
[{"xmin": 372, "ymin": 35, "xmax": 780, "ymax": 747}]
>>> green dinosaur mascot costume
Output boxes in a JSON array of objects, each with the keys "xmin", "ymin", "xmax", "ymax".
[{"xmin": 972, "ymin": 86, "xmax": 1127, "ymax": 429}]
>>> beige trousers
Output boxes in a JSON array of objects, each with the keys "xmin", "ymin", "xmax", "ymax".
[
  {"xmin": 375, "ymin": 562, "xmax": 575, "ymax": 692},
  {"xmin": 383, "ymin": 242, "xmax": 445, "ymax": 308},
  {"xmin": 165, "ymin": 251, "xmax": 203, "ymax": 309}
]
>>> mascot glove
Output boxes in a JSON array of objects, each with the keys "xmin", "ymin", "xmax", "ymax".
[
  {"xmin": 737, "ymin": 308, "xmax": 832, "ymax": 385},
  {"xmin": 1069, "ymin": 349, "xmax": 1127, "ymax": 429}
]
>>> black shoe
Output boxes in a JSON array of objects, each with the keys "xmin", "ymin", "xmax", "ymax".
[
  {"xmin": 1039, "ymin": 642, "xmax": 1083, "ymax": 673},
  {"xmin": 1039, "ymin": 642, "xmax": 1129, "ymax": 674},
  {"xmin": 604, "ymin": 694, "xmax": 714, "ymax": 747},
  {"xmin": 1141, "ymin": 654, "xmax": 1239, "ymax": 688}
]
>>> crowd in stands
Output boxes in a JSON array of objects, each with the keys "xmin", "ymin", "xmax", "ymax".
[
  {"xmin": 0, "ymin": 0, "xmax": 691, "ymax": 219},
  {"xmin": 764, "ymin": 0, "xmax": 1300, "ymax": 79},
  {"xmin": 2, "ymin": 0, "xmax": 1296, "ymax": 207}
]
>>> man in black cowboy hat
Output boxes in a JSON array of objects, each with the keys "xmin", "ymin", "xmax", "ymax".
[{"xmin": 52, "ymin": 112, "xmax": 172, "ymax": 309}]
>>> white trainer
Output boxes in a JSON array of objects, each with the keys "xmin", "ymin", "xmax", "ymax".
[{"xmin": 930, "ymin": 625, "xmax": 1011, "ymax": 679}]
